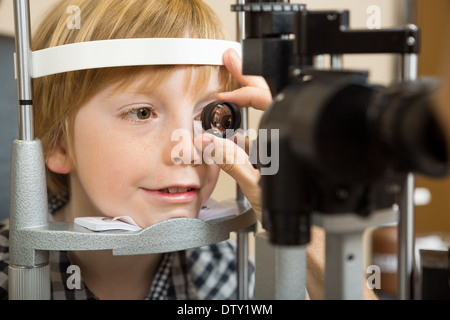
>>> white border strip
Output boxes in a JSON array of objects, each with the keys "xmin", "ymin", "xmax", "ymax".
[{"xmin": 31, "ymin": 38, "xmax": 242, "ymax": 78}]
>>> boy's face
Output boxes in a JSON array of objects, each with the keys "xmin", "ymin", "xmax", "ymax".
[{"xmin": 69, "ymin": 67, "xmax": 221, "ymax": 228}]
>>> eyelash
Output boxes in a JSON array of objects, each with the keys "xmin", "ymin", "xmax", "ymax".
[{"xmin": 120, "ymin": 105, "xmax": 156, "ymax": 124}]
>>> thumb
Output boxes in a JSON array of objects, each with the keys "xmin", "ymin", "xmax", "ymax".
[
  {"xmin": 194, "ymin": 132, "xmax": 262, "ymax": 220},
  {"xmin": 194, "ymin": 132, "xmax": 253, "ymax": 175}
]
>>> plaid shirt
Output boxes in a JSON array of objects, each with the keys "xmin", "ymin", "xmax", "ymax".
[{"xmin": 0, "ymin": 204, "xmax": 255, "ymax": 300}]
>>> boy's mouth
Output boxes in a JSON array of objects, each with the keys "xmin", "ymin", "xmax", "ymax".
[
  {"xmin": 145, "ymin": 186, "xmax": 200, "ymax": 204},
  {"xmin": 159, "ymin": 187, "xmax": 195, "ymax": 194}
]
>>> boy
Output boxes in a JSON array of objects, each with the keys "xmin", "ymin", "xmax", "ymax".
[{"xmin": 1, "ymin": 0, "xmax": 267, "ymax": 300}]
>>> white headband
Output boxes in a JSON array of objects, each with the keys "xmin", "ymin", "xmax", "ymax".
[{"xmin": 24, "ymin": 38, "xmax": 242, "ymax": 78}]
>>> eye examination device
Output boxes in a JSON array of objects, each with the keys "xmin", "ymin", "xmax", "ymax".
[
  {"xmin": 233, "ymin": 0, "xmax": 449, "ymax": 300},
  {"xmin": 201, "ymin": 101, "xmax": 242, "ymax": 138}
]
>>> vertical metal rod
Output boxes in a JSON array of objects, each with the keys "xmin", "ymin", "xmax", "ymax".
[
  {"xmin": 237, "ymin": 227, "xmax": 250, "ymax": 300},
  {"xmin": 313, "ymin": 55, "xmax": 325, "ymax": 69},
  {"xmin": 398, "ymin": 49, "xmax": 418, "ymax": 300},
  {"xmin": 401, "ymin": 0, "xmax": 417, "ymax": 27},
  {"xmin": 330, "ymin": 54, "xmax": 343, "ymax": 69},
  {"xmin": 395, "ymin": 0, "xmax": 419, "ymax": 301},
  {"xmin": 325, "ymin": 232, "xmax": 364, "ymax": 300},
  {"xmin": 10, "ymin": 0, "xmax": 51, "ymax": 300},
  {"xmin": 235, "ymin": 0, "xmax": 251, "ymax": 301},
  {"xmin": 397, "ymin": 173, "xmax": 416, "ymax": 300},
  {"xmin": 13, "ymin": 0, "xmax": 34, "ymax": 141}
]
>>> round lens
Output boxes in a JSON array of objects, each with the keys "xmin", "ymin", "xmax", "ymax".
[
  {"xmin": 201, "ymin": 101, "xmax": 241, "ymax": 138},
  {"xmin": 211, "ymin": 105, "xmax": 232, "ymax": 133}
]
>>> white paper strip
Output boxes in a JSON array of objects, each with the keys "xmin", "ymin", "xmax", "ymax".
[{"xmin": 31, "ymin": 38, "xmax": 242, "ymax": 78}]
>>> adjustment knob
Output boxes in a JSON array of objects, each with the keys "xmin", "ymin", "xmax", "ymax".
[{"xmin": 231, "ymin": 3, "xmax": 306, "ymax": 13}]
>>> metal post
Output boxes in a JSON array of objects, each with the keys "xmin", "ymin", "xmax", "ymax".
[
  {"xmin": 255, "ymin": 232, "xmax": 306, "ymax": 300},
  {"xmin": 324, "ymin": 232, "xmax": 364, "ymax": 299},
  {"xmin": 330, "ymin": 54, "xmax": 343, "ymax": 70},
  {"xmin": 397, "ymin": 33, "xmax": 419, "ymax": 299},
  {"xmin": 235, "ymin": 0, "xmax": 253, "ymax": 301},
  {"xmin": 13, "ymin": 0, "xmax": 34, "ymax": 141},
  {"xmin": 9, "ymin": 0, "xmax": 51, "ymax": 300},
  {"xmin": 313, "ymin": 209, "xmax": 398, "ymax": 300},
  {"xmin": 397, "ymin": 173, "xmax": 416, "ymax": 300}
]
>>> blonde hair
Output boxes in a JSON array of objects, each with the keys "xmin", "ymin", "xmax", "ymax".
[{"xmin": 32, "ymin": 0, "xmax": 236, "ymax": 199}]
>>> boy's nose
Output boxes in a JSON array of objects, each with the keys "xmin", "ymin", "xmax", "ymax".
[{"xmin": 167, "ymin": 118, "xmax": 202, "ymax": 166}]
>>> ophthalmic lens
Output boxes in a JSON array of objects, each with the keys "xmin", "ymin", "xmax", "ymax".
[{"xmin": 201, "ymin": 101, "xmax": 241, "ymax": 138}]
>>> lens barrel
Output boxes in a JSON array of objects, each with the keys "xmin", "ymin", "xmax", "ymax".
[{"xmin": 201, "ymin": 101, "xmax": 241, "ymax": 138}]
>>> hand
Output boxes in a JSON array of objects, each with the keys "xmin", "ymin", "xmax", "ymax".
[
  {"xmin": 216, "ymin": 48, "xmax": 271, "ymax": 111},
  {"xmin": 194, "ymin": 48, "xmax": 272, "ymax": 221}
]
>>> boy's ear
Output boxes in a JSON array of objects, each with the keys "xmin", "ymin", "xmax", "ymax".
[{"xmin": 46, "ymin": 145, "xmax": 72, "ymax": 174}]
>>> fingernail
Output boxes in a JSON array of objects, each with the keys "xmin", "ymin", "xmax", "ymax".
[{"xmin": 216, "ymin": 92, "xmax": 227, "ymax": 100}]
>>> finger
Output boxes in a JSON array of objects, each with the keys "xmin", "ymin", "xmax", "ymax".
[
  {"xmin": 194, "ymin": 132, "xmax": 254, "ymax": 173},
  {"xmin": 217, "ymin": 86, "xmax": 272, "ymax": 111},
  {"xmin": 231, "ymin": 131, "xmax": 253, "ymax": 155},
  {"xmin": 222, "ymin": 48, "xmax": 270, "ymax": 90},
  {"xmin": 194, "ymin": 133, "xmax": 262, "ymax": 220}
]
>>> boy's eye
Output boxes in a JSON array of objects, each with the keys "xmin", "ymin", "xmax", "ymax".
[
  {"xmin": 135, "ymin": 107, "xmax": 152, "ymax": 120},
  {"xmin": 122, "ymin": 106, "xmax": 155, "ymax": 122}
]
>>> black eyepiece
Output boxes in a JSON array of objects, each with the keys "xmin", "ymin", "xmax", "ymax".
[{"xmin": 201, "ymin": 101, "xmax": 241, "ymax": 138}]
